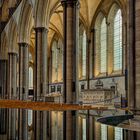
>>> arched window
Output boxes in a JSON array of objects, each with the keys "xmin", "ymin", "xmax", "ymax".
[
  {"xmin": 79, "ymin": 24, "xmax": 87, "ymax": 79},
  {"xmin": 100, "ymin": 18, "xmax": 107, "ymax": 73},
  {"xmin": 113, "ymin": 9, "xmax": 122, "ymax": 71},
  {"xmin": 94, "ymin": 13, "xmax": 107, "ymax": 76},
  {"xmin": 52, "ymin": 40, "xmax": 58, "ymax": 82},
  {"xmin": 29, "ymin": 67, "xmax": 33, "ymax": 89},
  {"xmin": 51, "ymin": 39, "xmax": 63, "ymax": 82},
  {"xmin": 57, "ymin": 39, "xmax": 63, "ymax": 82}
]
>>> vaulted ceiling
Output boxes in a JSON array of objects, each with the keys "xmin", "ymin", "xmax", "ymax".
[{"xmin": 0, "ymin": 0, "xmax": 127, "ymax": 56}]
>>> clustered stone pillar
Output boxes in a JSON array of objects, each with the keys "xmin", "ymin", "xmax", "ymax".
[
  {"xmin": 7, "ymin": 52, "xmax": 17, "ymax": 140},
  {"xmin": 18, "ymin": 43, "xmax": 29, "ymax": 140},
  {"xmin": 0, "ymin": 59, "xmax": 8, "ymax": 99},
  {"xmin": 127, "ymin": 0, "xmax": 135, "ymax": 110},
  {"xmin": 34, "ymin": 27, "xmax": 48, "ymax": 140},
  {"xmin": 61, "ymin": 0, "xmax": 79, "ymax": 140},
  {"xmin": 134, "ymin": 0, "xmax": 140, "ymax": 113},
  {"xmin": 7, "ymin": 52, "xmax": 17, "ymax": 99},
  {"xmin": 127, "ymin": 0, "xmax": 140, "ymax": 140},
  {"xmin": 86, "ymin": 110, "xmax": 93, "ymax": 140},
  {"xmin": 0, "ymin": 59, "xmax": 8, "ymax": 136},
  {"xmin": 18, "ymin": 43, "xmax": 29, "ymax": 100}
]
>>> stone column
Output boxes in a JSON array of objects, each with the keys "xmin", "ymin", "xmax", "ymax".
[
  {"xmin": 0, "ymin": 59, "xmax": 8, "ymax": 138},
  {"xmin": 127, "ymin": 0, "xmax": 135, "ymax": 111},
  {"xmin": 133, "ymin": 0, "xmax": 140, "ymax": 139},
  {"xmin": 19, "ymin": 43, "xmax": 29, "ymax": 100},
  {"xmin": 127, "ymin": 131, "xmax": 136, "ymax": 140},
  {"xmin": 86, "ymin": 110, "xmax": 93, "ymax": 140},
  {"xmin": 18, "ymin": 43, "xmax": 29, "ymax": 140},
  {"xmin": 127, "ymin": 0, "xmax": 140, "ymax": 113},
  {"xmin": 135, "ymin": 0, "xmax": 140, "ymax": 112},
  {"xmin": 34, "ymin": 27, "xmax": 48, "ymax": 100},
  {"xmin": 86, "ymin": 110, "xmax": 90, "ymax": 140},
  {"xmin": 127, "ymin": 0, "xmax": 140, "ymax": 139},
  {"xmin": 7, "ymin": 52, "xmax": 17, "ymax": 140},
  {"xmin": 34, "ymin": 27, "xmax": 48, "ymax": 140},
  {"xmin": 61, "ymin": 0, "xmax": 79, "ymax": 140},
  {"xmin": 89, "ymin": 116, "xmax": 93, "ymax": 140},
  {"xmin": 0, "ymin": 59, "xmax": 8, "ymax": 99},
  {"xmin": 94, "ymin": 121, "xmax": 101, "ymax": 140},
  {"xmin": 7, "ymin": 52, "xmax": 17, "ymax": 99}
]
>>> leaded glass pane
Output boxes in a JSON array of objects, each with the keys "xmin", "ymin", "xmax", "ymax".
[
  {"xmin": 100, "ymin": 18, "xmax": 107, "ymax": 73},
  {"xmin": 113, "ymin": 9, "xmax": 122, "ymax": 71}
]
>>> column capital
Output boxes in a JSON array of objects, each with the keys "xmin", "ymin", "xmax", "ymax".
[
  {"xmin": 18, "ymin": 42, "xmax": 29, "ymax": 47},
  {"xmin": 0, "ymin": 59, "xmax": 8, "ymax": 61},
  {"xmin": 61, "ymin": 0, "xmax": 79, "ymax": 8},
  {"xmin": 8, "ymin": 52, "xmax": 18, "ymax": 56},
  {"xmin": 34, "ymin": 27, "xmax": 48, "ymax": 33}
]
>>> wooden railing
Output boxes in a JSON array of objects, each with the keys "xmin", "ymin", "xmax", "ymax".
[{"xmin": 0, "ymin": 99, "xmax": 108, "ymax": 111}]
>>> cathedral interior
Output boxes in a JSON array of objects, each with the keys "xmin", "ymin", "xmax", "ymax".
[{"xmin": 0, "ymin": 0, "xmax": 140, "ymax": 140}]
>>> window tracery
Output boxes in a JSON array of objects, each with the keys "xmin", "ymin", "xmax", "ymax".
[
  {"xmin": 79, "ymin": 24, "xmax": 87, "ymax": 79},
  {"xmin": 51, "ymin": 38, "xmax": 63, "ymax": 83}
]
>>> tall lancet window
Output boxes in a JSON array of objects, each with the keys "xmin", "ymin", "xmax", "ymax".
[
  {"xmin": 94, "ymin": 13, "xmax": 107, "ymax": 76},
  {"xmin": 51, "ymin": 39, "xmax": 63, "ymax": 82},
  {"xmin": 29, "ymin": 67, "xmax": 33, "ymax": 89},
  {"xmin": 113, "ymin": 9, "xmax": 122, "ymax": 71},
  {"xmin": 100, "ymin": 18, "xmax": 107, "ymax": 73},
  {"xmin": 79, "ymin": 25, "xmax": 87, "ymax": 79},
  {"xmin": 52, "ymin": 40, "xmax": 58, "ymax": 82}
]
